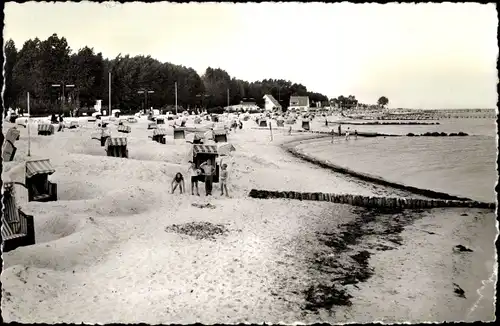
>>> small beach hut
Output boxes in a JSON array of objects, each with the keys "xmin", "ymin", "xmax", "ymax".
[
  {"xmin": 38, "ymin": 123, "xmax": 55, "ymax": 136},
  {"xmin": 191, "ymin": 144, "xmax": 220, "ymax": 183},
  {"xmin": 173, "ymin": 127, "xmax": 185, "ymax": 139},
  {"xmin": 213, "ymin": 129, "xmax": 228, "ymax": 143},
  {"xmin": 26, "ymin": 159, "xmax": 57, "ymax": 202},
  {"xmin": 117, "ymin": 124, "xmax": 131, "ymax": 133},
  {"xmin": 2, "ymin": 182, "xmax": 35, "ymax": 252},
  {"xmin": 105, "ymin": 137, "xmax": 128, "ymax": 158},
  {"xmin": 302, "ymin": 120, "xmax": 310, "ymax": 130},
  {"xmin": 152, "ymin": 128, "xmax": 168, "ymax": 144}
]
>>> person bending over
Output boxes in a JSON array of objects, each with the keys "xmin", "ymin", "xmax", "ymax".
[{"xmin": 171, "ymin": 172, "xmax": 185, "ymax": 194}]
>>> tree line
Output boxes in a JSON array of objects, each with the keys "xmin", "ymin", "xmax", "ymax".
[{"xmin": 3, "ymin": 33, "xmax": 331, "ymax": 116}]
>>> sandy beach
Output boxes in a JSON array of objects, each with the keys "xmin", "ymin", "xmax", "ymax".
[{"xmin": 1, "ymin": 115, "xmax": 496, "ymax": 323}]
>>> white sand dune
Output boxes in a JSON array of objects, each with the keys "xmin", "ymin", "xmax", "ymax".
[{"xmin": 1, "ymin": 116, "xmax": 496, "ymax": 323}]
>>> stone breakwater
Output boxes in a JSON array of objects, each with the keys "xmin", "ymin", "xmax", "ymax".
[
  {"xmin": 333, "ymin": 121, "xmax": 440, "ymax": 126},
  {"xmin": 248, "ymin": 189, "xmax": 495, "ymax": 210},
  {"xmin": 284, "ymin": 142, "xmax": 476, "ymax": 202},
  {"xmin": 407, "ymin": 131, "xmax": 469, "ymax": 137}
]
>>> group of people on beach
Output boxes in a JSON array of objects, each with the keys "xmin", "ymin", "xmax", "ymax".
[
  {"xmin": 171, "ymin": 160, "xmax": 229, "ymax": 197},
  {"xmin": 332, "ymin": 125, "xmax": 358, "ymax": 140}
]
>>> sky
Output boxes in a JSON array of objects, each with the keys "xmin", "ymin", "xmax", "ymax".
[{"xmin": 3, "ymin": 1, "xmax": 498, "ymax": 109}]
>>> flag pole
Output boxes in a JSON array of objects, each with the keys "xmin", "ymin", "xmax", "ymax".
[
  {"xmin": 108, "ymin": 71, "xmax": 111, "ymax": 116},
  {"xmin": 175, "ymin": 82, "xmax": 178, "ymax": 115},
  {"xmin": 27, "ymin": 92, "xmax": 31, "ymax": 157},
  {"xmin": 270, "ymin": 121, "xmax": 273, "ymax": 142}
]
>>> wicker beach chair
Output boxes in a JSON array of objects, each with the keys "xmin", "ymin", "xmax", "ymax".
[
  {"xmin": 26, "ymin": 159, "xmax": 58, "ymax": 202},
  {"xmin": 2, "ymin": 183, "xmax": 36, "ymax": 252},
  {"xmin": 105, "ymin": 137, "xmax": 129, "ymax": 158},
  {"xmin": 37, "ymin": 123, "xmax": 55, "ymax": 136}
]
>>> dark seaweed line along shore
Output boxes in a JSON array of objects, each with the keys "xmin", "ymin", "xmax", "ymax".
[
  {"xmin": 282, "ymin": 139, "xmax": 486, "ymax": 203},
  {"xmin": 302, "ymin": 206, "xmax": 426, "ymax": 311}
]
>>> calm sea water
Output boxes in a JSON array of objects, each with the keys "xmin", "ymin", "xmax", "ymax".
[{"xmin": 304, "ymin": 119, "xmax": 497, "ymax": 202}]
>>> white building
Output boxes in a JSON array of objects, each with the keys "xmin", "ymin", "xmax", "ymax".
[
  {"xmin": 263, "ymin": 94, "xmax": 282, "ymax": 112},
  {"xmin": 289, "ymin": 96, "xmax": 310, "ymax": 111}
]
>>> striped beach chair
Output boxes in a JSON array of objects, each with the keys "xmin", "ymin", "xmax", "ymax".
[
  {"xmin": 117, "ymin": 124, "xmax": 131, "ymax": 133},
  {"xmin": 38, "ymin": 123, "xmax": 55, "ymax": 135},
  {"xmin": 2, "ymin": 184, "xmax": 36, "ymax": 252},
  {"xmin": 26, "ymin": 159, "xmax": 58, "ymax": 202},
  {"xmin": 105, "ymin": 137, "xmax": 128, "ymax": 158},
  {"xmin": 152, "ymin": 128, "xmax": 168, "ymax": 143}
]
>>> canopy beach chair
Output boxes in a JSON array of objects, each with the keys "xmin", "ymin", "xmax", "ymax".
[
  {"xmin": 38, "ymin": 123, "xmax": 55, "ymax": 136},
  {"xmin": 117, "ymin": 124, "xmax": 131, "ymax": 133},
  {"xmin": 213, "ymin": 129, "xmax": 228, "ymax": 143},
  {"xmin": 1, "ymin": 182, "xmax": 35, "ymax": 252},
  {"xmin": 258, "ymin": 119, "xmax": 267, "ymax": 127},
  {"xmin": 2, "ymin": 127, "xmax": 21, "ymax": 162},
  {"xmin": 155, "ymin": 117, "xmax": 165, "ymax": 125},
  {"xmin": 173, "ymin": 127, "xmax": 186, "ymax": 139},
  {"xmin": 302, "ymin": 120, "xmax": 310, "ymax": 131},
  {"xmin": 191, "ymin": 144, "xmax": 221, "ymax": 183},
  {"xmin": 127, "ymin": 117, "xmax": 138, "ymax": 123},
  {"xmin": 152, "ymin": 128, "xmax": 168, "ymax": 144},
  {"xmin": 105, "ymin": 137, "xmax": 128, "ymax": 158},
  {"xmin": 26, "ymin": 159, "xmax": 57, "ymax": 202},
  {"xmin": 147, "ymin": 122, "xmax": 158, "ymax": 130},
  {"xmin": 276, "ymin": 118, "xmax": 285, "ymax": 127}
]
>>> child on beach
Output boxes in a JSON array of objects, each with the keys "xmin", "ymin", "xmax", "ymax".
[
  {"xmin": 171, "ymin": 172, "xmax": 185, "ymax": 194},
  {"xmin": 187, "ymin": 161, "xmax": 201, "ymax": 196},
  {"xmin": 220, "ymin": 163, "xmax": 229, "ymax": 197},
  {"xmin": 345, "ymin": 127, "xmax": 351, "ymax": 140}
]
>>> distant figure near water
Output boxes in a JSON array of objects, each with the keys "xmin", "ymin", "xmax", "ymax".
[
  {"xmin": 338, "ymin": 125, "xmax": 341, "ymax": 136},
  {"xmin": 354, "ymin": 129, "xmax": 358, "ymax": 139},
  {"xmin": 345, "ymin": 127, "xmax": 351, "ymax": 140}
]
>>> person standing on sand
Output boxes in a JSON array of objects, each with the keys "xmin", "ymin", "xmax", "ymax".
[
  {"xmin": 354, "ymin": 129, "xmax": 358, "ymax": 139},
  {"xmin": 220, "ymin": 163, "xmax": 229, "ymax": 197},
  {"xmin": 187, "ymin": 161, "xmax": 201, "ymax": 196},
  {"xmin": 200, "ymin": 160, "xmax": 216, "ymax": 196},
  {"xmin": 338, "ymin": 125, "xmax": 341, "ymax": 136},
  {"xmin": 345, "ymin": 127, "xmax": 351, "ymax": 140}
]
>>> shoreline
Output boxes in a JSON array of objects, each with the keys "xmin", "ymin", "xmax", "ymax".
[
  {"xmin": 281, "ymin": 136, "xmax": 490, "ymax": 203},
  {"xmin": 1, "ymin": 117, "xmax": 496, "ymax": 323}
]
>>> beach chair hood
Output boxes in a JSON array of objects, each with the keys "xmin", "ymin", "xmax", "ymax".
[{"xmin": 26, "ymin": 159, "xmax": 55, "ymax": 178}]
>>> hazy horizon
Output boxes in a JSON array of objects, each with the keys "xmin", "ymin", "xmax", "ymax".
[{"xmin": 3, "ymin": 1, "xmax": 498, "ymax": 109}]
